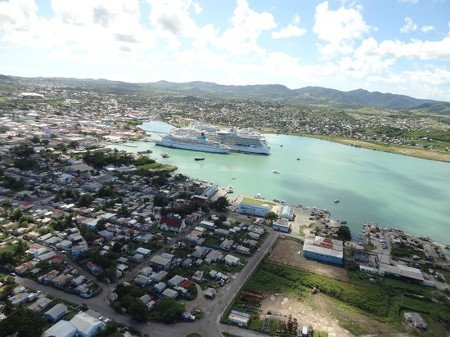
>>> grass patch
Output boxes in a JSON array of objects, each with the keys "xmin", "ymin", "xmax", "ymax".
[
  {"xmin": 138, "ymin": 162, "xmax": 177, "ymax": 172},
  {"xmin": 241, "ymin": 198, "xmax": 275, "ymax": 207}
]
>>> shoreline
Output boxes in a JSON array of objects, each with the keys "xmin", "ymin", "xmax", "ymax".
[
  {"xmin": 286, "ymin": 132, "xmax": 450, "ymax": 163},
  {"xmin": 225, "ymin": 191, "xmax": 449, "ymax": 246},
  {"xmin": 161, "ymin": 120, "xmax": 450, "ymax": 163}
]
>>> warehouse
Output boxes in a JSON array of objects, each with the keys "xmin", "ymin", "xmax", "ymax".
[
  {"xmin": 303, "ymin": 236, "xmax": 343, "ymax": 265},
  {"xmin": 280, "ymin": 205, "xmax": 295, "ymax": 220}
]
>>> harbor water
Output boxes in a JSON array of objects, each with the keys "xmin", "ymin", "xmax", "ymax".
[{"xmin": 111, "ymin": 121, "xmax": 450, "ymax": 244}]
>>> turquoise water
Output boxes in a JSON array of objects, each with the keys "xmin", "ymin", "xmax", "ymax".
[{"xmin": 112, "ymin": 121, "xmax": 450, "ymax": 244}]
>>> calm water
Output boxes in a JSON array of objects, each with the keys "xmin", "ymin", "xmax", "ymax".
[{"xmin": 111, "ymin": 121, "xmax": 450, "ymax": 244}]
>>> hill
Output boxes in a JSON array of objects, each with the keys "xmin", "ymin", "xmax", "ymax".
[{"xmin": 0, "ymin": 75, "xmax": 449, "ymax": 115}]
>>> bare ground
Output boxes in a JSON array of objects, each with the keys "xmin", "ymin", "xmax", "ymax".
[{"xmin": 267, "ymin": 238, "xmax": 349, "ymax": 282}]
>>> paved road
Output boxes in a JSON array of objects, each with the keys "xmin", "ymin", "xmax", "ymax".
[{"xmin": 16, "ymin": 231, "xmax": 279, "ymax": 337}]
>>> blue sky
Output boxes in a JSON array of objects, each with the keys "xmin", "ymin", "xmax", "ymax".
[{"xmin": 0, "ymin": 0, "xmax": 449, "ymax": 100}]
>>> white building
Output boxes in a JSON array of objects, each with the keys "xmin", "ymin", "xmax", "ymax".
[
  {"xmin": 237, "ymin": 199, "xmax": 271, "ymax": 217},
  {"xmin": 273, "ymin": 219, "xmax": 291, "ymax": 233},
  {"xmin": 69, "ymin": 312, "xmax": 102, "ymax": 337},
  {"xmin": 42, "ymin": 320, "xmax": 77, "ymax": 337},
  {"xmin": 280, "ymin": 205, "xmax": 295, "ymax": 221},
  {"xmin": 224, "ymin": 254, "xmax": 240, "ymax": 266}
]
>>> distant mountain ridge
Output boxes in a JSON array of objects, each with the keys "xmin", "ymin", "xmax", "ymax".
[{"xmin": 1, "ymin": 75, "xmax": 449, "ymax": 114}]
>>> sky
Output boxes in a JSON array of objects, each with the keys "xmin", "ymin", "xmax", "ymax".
[{"xmin": 0, "ymin": 0, "xmax": 449, "ymax": 100}]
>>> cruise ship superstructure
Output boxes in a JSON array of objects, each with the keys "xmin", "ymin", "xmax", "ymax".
[
  {"xmin": 155, "ymin": 128, "xmax": 230, "ymax": 154},
  {"xmin": 156, "ymin": 123, "xmax": 270, "ymax": 155}
]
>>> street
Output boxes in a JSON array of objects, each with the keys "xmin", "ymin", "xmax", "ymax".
[{"xmin": 16, "ymin": 230, "xmax": 279, "ymax": 337}]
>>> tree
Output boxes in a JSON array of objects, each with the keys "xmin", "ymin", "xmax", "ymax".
[
  {"xmin": 265, "ymin": 211, "xmax": 278, "ymax": 221},
  {"xmin": 10, "ymin": 144, "xmax": 34, "ymax": 157},
  {"xmin": 150, "ymin": 298, "xmax": 185, "ymax": 323},
  {"xmin": 30, "ymin": 135, "xmax": 40, "ymax": 144},
  {"xmin": 0, "ymin": 307, "xmax": 47, "ymax": 337},
  {"xmin": 55, "ymin": 143, "xmax": 68, "ymax": 153},
  {"xmin": 117, "ymin": 205, "xmax": 131, "ymax": 218},
  {"xmin": 13, "ymin": 158, "xmax": 37, "ymax": 170},
  {"xmin": 129, "ymin": 300, "xmax": 148, "ymax": 322},
  {"xmin": 77, "ymin": 194, "xmax": 94, "ymax": 207},
  {"xmin": 211, "ymin": 196, "xmax": 229, "ymax": 212},
  {"xmin": 68, "ymin": 140, "xmax": 79, "ymax": 149},
  {"xmin": 154, "ymin": 195, "xmax": 169, "ymax": 207},
  {"xmin": 9, "ymin": 208, "xmax": 23, "ymax": 221},
  {"xmin": 337, "ymin": 225, "xmax": 351, "ymax": 241}
]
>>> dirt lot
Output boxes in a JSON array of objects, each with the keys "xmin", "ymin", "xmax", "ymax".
[
  {"xmin": 260, "ymin": 293, "xmax": 399, "ymax": 337},
  {"xmin": 260, "ymin": 294, "xmax": 352, "ymax": 337},
  {"xmin": 267, "ymin": 238, "xmax": 349, "ymax": 282}
]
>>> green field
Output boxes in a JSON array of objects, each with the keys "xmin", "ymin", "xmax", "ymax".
[{"xmin": 226, "ymin": 261, "xmax": 450, "ymax": 336}]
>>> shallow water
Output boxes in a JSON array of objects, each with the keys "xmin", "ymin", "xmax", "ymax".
[{"xmin": 111, "ymin": 121, "xmax": 450, "ymax": 244}]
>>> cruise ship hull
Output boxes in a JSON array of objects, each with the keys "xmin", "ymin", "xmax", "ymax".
[
  {"xmin": 228, "ymin": 144, "xmax": 270, "ymax": 155},
  {"xmin": 156, "ymin": 139, "xmax": 230, "ymax": 154}
]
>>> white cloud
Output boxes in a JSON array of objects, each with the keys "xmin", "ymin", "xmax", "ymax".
[
  {"xmin": 0, "ymin": 0, "xmax": 155, "ymax": 55},
  {"xmin": 146, "ymin": 0, "xmax": 216, "ymax": 49},
  {"xmin": 221, "ymin": 0, "xmax": 276, "ymax": 55},
  {"xmin": 0, "ymin": 0, "xmax": 38, "ymax": 30},
  {"xmin": 420, "ymin": 25, "xmax": 434, "ymax": 33},
  {"xmin": 367, "ymin": 67, "xmax": 450, "ymax": 100},
  {"xmin": 271, "ymin": 14, "xmax": 307, "ymax": 39},
  {"xmin": 313, "ymin": 1, "xmax": 370, "ymax": 58},
  {"xmin": 360, "ymin": 37, "xmax": 450, "ymax": 60},
  {"xmin": 398, "ymin": 0, "xmax": 419, "ymax": 3},
  {"xmin": 400, "ymin": 17, "xmax": 417, "ymax": 33}
]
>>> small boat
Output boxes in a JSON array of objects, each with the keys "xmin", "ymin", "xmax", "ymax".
[
  {"xmin": 161, "ymin": 153, "xmax": 170, "ymax": 158},
  {"xmin": 231, "ymin": 177, "xmax": 236, "ymax": 180},
  {"xmin": 334, "ymin": 199, "xmax": 340, "ymax": 203},
  {"xmin": 340, "ymin": 220, "xmax": 347, "ymax": 224},
  {"xmin": 280, "ymin": 145, "xmax": 283, "ymax": 147},
  {"xmin": 226, "ymin": 185, "xmax": 234, "ymax": 193},
  {"xmin": 194, "ymin": 157, "xmax": 205, "ymax": 161},
  {"xmin": 297, "ymin": 157, "xmax": 300, "ymax": 161},
  {"xmin": 273, "ymin": 170, "xmax": 280, "ymax": 174}
]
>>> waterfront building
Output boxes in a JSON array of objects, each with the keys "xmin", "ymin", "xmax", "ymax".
[
  {"xmin": 280, "ymin": 205, "xmax": 295, "ymax": 221},
  {"xmin": 237, "ymin": 198, "xmax": 272, "ymax": 217},
  {"xmin": 303, "ymin": 236, "xmax": 343, "ymax": 265}
]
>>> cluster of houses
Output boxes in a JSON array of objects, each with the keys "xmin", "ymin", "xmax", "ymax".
[{"xmin": 4, "ymin": 285, "xmax": 108, "ymax": 337}]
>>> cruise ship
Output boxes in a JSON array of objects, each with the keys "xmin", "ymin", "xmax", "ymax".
[
  {"xmin": 155, "ymin": 128, "xmax": 230, "ymax": 154},
  {"xmin": 192, "ymin": 122, "xmax": 270, "ymax": 155}
]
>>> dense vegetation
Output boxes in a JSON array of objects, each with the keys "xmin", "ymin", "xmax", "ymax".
[{"xmin": 0, "ymin": 308, "xmax": 47, "ymax": 337}]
